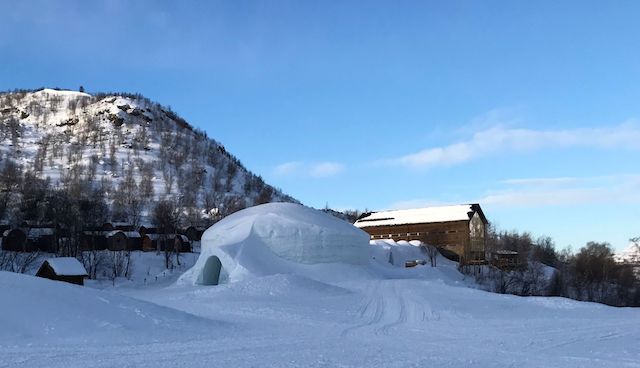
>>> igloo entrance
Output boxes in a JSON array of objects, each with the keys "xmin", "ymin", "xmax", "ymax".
[{"xmin": 198, "ymin": 256, "xmax": 222, "ymax": 285}]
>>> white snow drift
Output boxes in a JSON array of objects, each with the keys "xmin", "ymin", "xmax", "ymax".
[
  {"xmin": 0, "ymin": 271, "xmax": 217, "ymax": 344},
  {"xmin": 180, "ymin": 203, "xmax": 370, "ymax": 285}
]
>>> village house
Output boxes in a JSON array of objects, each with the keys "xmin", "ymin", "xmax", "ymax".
[
  {"xmin": 2, "ymin": 228, "xmax": 28, "ymax": 252},
  {"xmin": 2, "ymin": 222, "xmax": 196, "ymax": 253},
  {"xmin": 490, "ymin": 250, "xmax": 521, "ymax": 269},
  {"xmin": 36, "ymin": 257, "xmax": 88, "ymax": 285},
  {"xmin": 142, "ymin": 233, "xmax": 191, "ymax": 252},
  {"xmin": 354, "ymin": 204, "xmax": 489, "ymax": 264}
]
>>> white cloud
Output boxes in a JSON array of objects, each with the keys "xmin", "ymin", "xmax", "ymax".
[
  {"xmin": 481, "ymin": 175, "xmax": 640, "ymax": 208},
  {"xmin": 274, "ymin": 161, "xmax": 302, "ymax": 175},
  {"xmin": 309, "ymin": 162, "xmax": 345, "ymax": 178},
  {"xmin": 385, "ymin": 175, "xmax": 640, "ymax": 210},
  {"xmin": 389, "ymin": 121, "xmax": 640, "ymax": 169},
  {"xmin": 500, "ymin": 177, "xmax": 581, "ymax": 186},
  {"xmin": 273, "ymin": 161, "xmax": 345, "ymax": 178},
  {"xmin": 388, "ymin": 199, "xmax": 451, "ymax": 210}
]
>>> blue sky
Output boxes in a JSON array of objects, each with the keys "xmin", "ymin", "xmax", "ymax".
[{"xmin": 1, "ymin": 1, "xmax": 639, "ymax": 251}]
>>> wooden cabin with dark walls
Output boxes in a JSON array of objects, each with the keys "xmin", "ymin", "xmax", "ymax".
[
  {"xmin": 1, "ymin": 228, "xmax": 28, "ymax": 252},
  {"xmin": 36, "ymin": 257, "xmax": 88, "ymax": 285},
  {"xmin": 354, "ymin": 204, "xmax": 489, "ymax": 264}
]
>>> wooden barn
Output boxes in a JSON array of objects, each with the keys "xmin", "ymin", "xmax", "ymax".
[
  {"xmin": 354, "ymin": 204, "xmax": 489, "ymax": 264},
  {"xmin": 36, "ymin": 257, "xmax": 88, "ymax": 285}
]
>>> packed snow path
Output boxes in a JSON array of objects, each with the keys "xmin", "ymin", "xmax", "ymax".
[{"xmin": 3, "ymin": 272, "xmax": 639, "ymax": 368}]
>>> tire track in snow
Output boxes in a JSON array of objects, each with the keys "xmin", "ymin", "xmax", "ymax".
[
  {"xmin": 342, "ymin": 280, "xmax": 421, "ymax": 338},
  {"xmin": 377, "ymin": 282, "xmax": 408, "ymax": 336},
  {"xmin": 341, "ymin": 281, "xmax": 384, "ymax": 337}
]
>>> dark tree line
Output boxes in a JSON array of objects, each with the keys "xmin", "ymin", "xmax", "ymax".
[{"xmin": 479, "ymin": 227, "xmax": 640, "ymax": 307}]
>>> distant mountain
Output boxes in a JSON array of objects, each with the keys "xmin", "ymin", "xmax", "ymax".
[
  {"xmin": 0, "ymin": 88, "xmax": 296, "ymax": 227},
  {"xmin": 615, "ymin": 240, "xmax": 640, "ymax": 264}
]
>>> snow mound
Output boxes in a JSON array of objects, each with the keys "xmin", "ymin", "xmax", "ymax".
[
  {"xmin": 180, "ymin": 203, "xmax": 370, "ymax": 284},
  {"xmin": 0, "ymin": 272, "xmax": 218, "ymax": 344}
]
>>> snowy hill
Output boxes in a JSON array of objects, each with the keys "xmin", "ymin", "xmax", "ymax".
[{"xmin": 0, "ymin": 88, "xmax": 295, "ymax": 225}]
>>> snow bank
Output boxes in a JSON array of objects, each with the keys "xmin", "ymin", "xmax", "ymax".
[
  {"xmin": 180, "ymin": 203, "xmax": 370, "ymax": 284},
  {"xmin": 0, "ymin": 271, "xmax": 218, "ymax": 344}
]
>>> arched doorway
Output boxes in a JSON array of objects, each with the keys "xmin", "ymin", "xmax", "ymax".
[{"xmin": 199, "ymin": 255, "xmax": 222, "ymax": 285}]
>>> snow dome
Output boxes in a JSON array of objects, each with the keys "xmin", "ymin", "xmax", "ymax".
[{"xmin": 179, "ymin": 203, "xmax": 370, "ymax": 285}]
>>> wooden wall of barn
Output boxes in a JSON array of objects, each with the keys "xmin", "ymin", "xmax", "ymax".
[{"xmin": 360, "ymin": 219, "xmax": 486, "ymax": 263}]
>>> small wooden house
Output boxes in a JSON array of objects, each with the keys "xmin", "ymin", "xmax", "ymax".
[
  {"xmin": 113, "ymin": 223, "xmax": 135, "ymax": 232},
  {"xmin": 81, "ymin": 229, "xmax": 109, "ymax": 251},
  {"xmin": 27, "ymin": 227, "xmax": 56, "ymax": 252},
  {"xmin": 183, "ymin": 226, "xmax": 204, "ymax": 242},
  {"xmin": 142, "ymin": 233, "xmax": 191, "ymax": 252},
  {"xmin": 138, "ymin": 226, "xmax": 158, "ymax": 237},
  {"xmin": 105, "ymin": 230, "xmax": 142, "ymax": 251},
  {"xmin": 36, "ymin": 257, "xmax": 88, "ymax": 285},
  {"xmin": 2, "ymin": 228, "xmax": 28, "ymax": 252},
  {"xmin": 101, "ymin": 222, "xmax": 115, "ymax": 231},
  {"xmin": 354, "ymin": 204, "xmax": 488, "ymax": 265},
  {"xmin": 491, "ymin": 250, "xmax": 520, "ymax": 270}
]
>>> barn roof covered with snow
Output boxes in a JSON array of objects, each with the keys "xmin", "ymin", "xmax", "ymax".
[
  {"xmin": 42, "ymin": 257, "xmax": 88, "ymax": 276},
  {"xmin": 354, "ymin": 204, "xmax": 488, "ymax": 228}
]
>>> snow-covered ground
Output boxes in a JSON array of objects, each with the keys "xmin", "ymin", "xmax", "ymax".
[{"xmin": 2, "ymin": 204, "xmax": 639, "ymax": 367}]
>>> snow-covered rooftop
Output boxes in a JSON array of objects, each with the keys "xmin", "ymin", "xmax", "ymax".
[
  {"xmin": 27, "ymin": 228, "xmax": 55, "ymax": 239},
  {"xmin": 44, "ymin": 257, "xmax": 88, "ymax": 276},
  {"xmin": 105, "ymin": 230, "xmax": 141, "ymax": 238},
  {"xmin": 145, "ymin": 233, "xmax": 188, "ymax": 242},
  {"xmin": 354, "ymin": 204, "xmax": 482, "ymax": 228}
]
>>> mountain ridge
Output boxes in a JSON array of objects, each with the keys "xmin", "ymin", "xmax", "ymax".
[{"xmin": 0, "ymin": 87, "xmax": 296, "ymax": 228}]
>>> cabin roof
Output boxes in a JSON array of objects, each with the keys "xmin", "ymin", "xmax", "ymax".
[
  {"xmin": 27, "ymin": 227, "xmax": 55, "ymax": 239},
  {"xmin": 354, "ymin": 204, "xmax": 487, "ymax": 228},
  {"xmin": 105, "ymin": 230, "xmax": 141, "ymax": 238},
  {"xmin": 145, "ymin": 233, "xmax": 189, "ymax": 242},
  {"xmin": 44, "ymin": 257, "xmax": 87, "ymax": 276}
]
